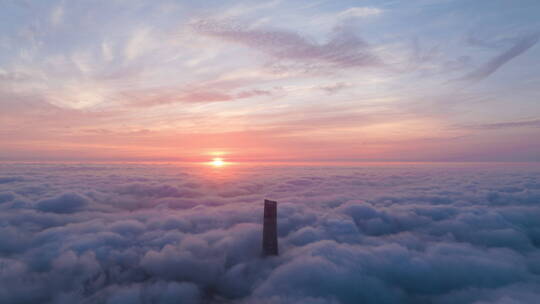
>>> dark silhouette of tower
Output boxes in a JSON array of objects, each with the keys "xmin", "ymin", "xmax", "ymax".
[{"xmin": 262, "ymin": 199, "xmax": 278, "ymax": 256}]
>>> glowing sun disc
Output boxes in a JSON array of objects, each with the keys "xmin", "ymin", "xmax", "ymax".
[{"xmin": 211, "ymin": 157, "xmax": 225, "ymax": 167}]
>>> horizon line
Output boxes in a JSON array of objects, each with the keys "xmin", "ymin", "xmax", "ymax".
[{"xmin": 1, "ymin": 160, "xmax": 539, "ymax": 165}]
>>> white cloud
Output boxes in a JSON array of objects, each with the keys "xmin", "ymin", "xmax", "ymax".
[
  {"xmin": 125, "ymin": 28, "xmax": 153, "ymax": 62},
  {"xmin": 1, "ymin": 163, "xmax": 540, "ymax": 303},
  {"xmin": 50, "ymin": 5, "xmax": 65, "ymax": 26},
  {"xmin": 338, "ymin": 7, "xmax": 382, "ymax": 19},
  {"xmin": 101, "ymin": 42, "xmax": 114, "ymax": 62}
]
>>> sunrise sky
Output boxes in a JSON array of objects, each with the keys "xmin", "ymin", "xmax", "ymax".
[{"xmin": 1, "ymin": 0, "xmax": 539, "ymax": 162}]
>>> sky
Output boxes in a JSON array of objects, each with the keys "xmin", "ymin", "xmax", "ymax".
[{"xmin": 1, "ymin": 0, "xmax": 539, "ymax": 162}]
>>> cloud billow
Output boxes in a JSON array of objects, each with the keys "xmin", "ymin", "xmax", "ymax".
[
  {"xmin": 35, "ymin": 192, "xmax": 89, "ymax": 213},
  {"xmin": 0, "ymin": 163, "xmax": 540, "ymax": 303}
]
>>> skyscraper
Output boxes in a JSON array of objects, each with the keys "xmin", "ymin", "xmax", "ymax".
[{"xmin": 262, "ymin": 199, "xmax": 278, "ymax": 256}]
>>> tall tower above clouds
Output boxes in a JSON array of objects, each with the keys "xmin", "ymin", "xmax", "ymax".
[{"xmin": 262, "ymin": 199, "xmax": 278, "ymax": 256}]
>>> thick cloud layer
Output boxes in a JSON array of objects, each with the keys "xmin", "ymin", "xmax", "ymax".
[{"xmin": 0, "ymin": 162, "xmax": 539, "ymax": 303}]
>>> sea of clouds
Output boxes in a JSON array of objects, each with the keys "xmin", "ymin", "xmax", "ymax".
[{"xmin": 1, "ymin": 162, "xmax": 540, "ymax": 304}]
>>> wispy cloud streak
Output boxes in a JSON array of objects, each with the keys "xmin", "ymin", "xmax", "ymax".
[
  {"xmin": 193, "ymin": 21, "xmax": 381, "ymax": 69},
  {"xmin": 463, "ymin": 118, "xmax": 540, "ymax": 130},
  {"xmin": 458, "ymin": 32, "xmax": 540, "ymax": 82}
]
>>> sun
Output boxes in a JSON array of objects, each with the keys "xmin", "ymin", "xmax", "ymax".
[{"xmin": 211, "ymin": 157, "xmax": 225, "ymax": 167}]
